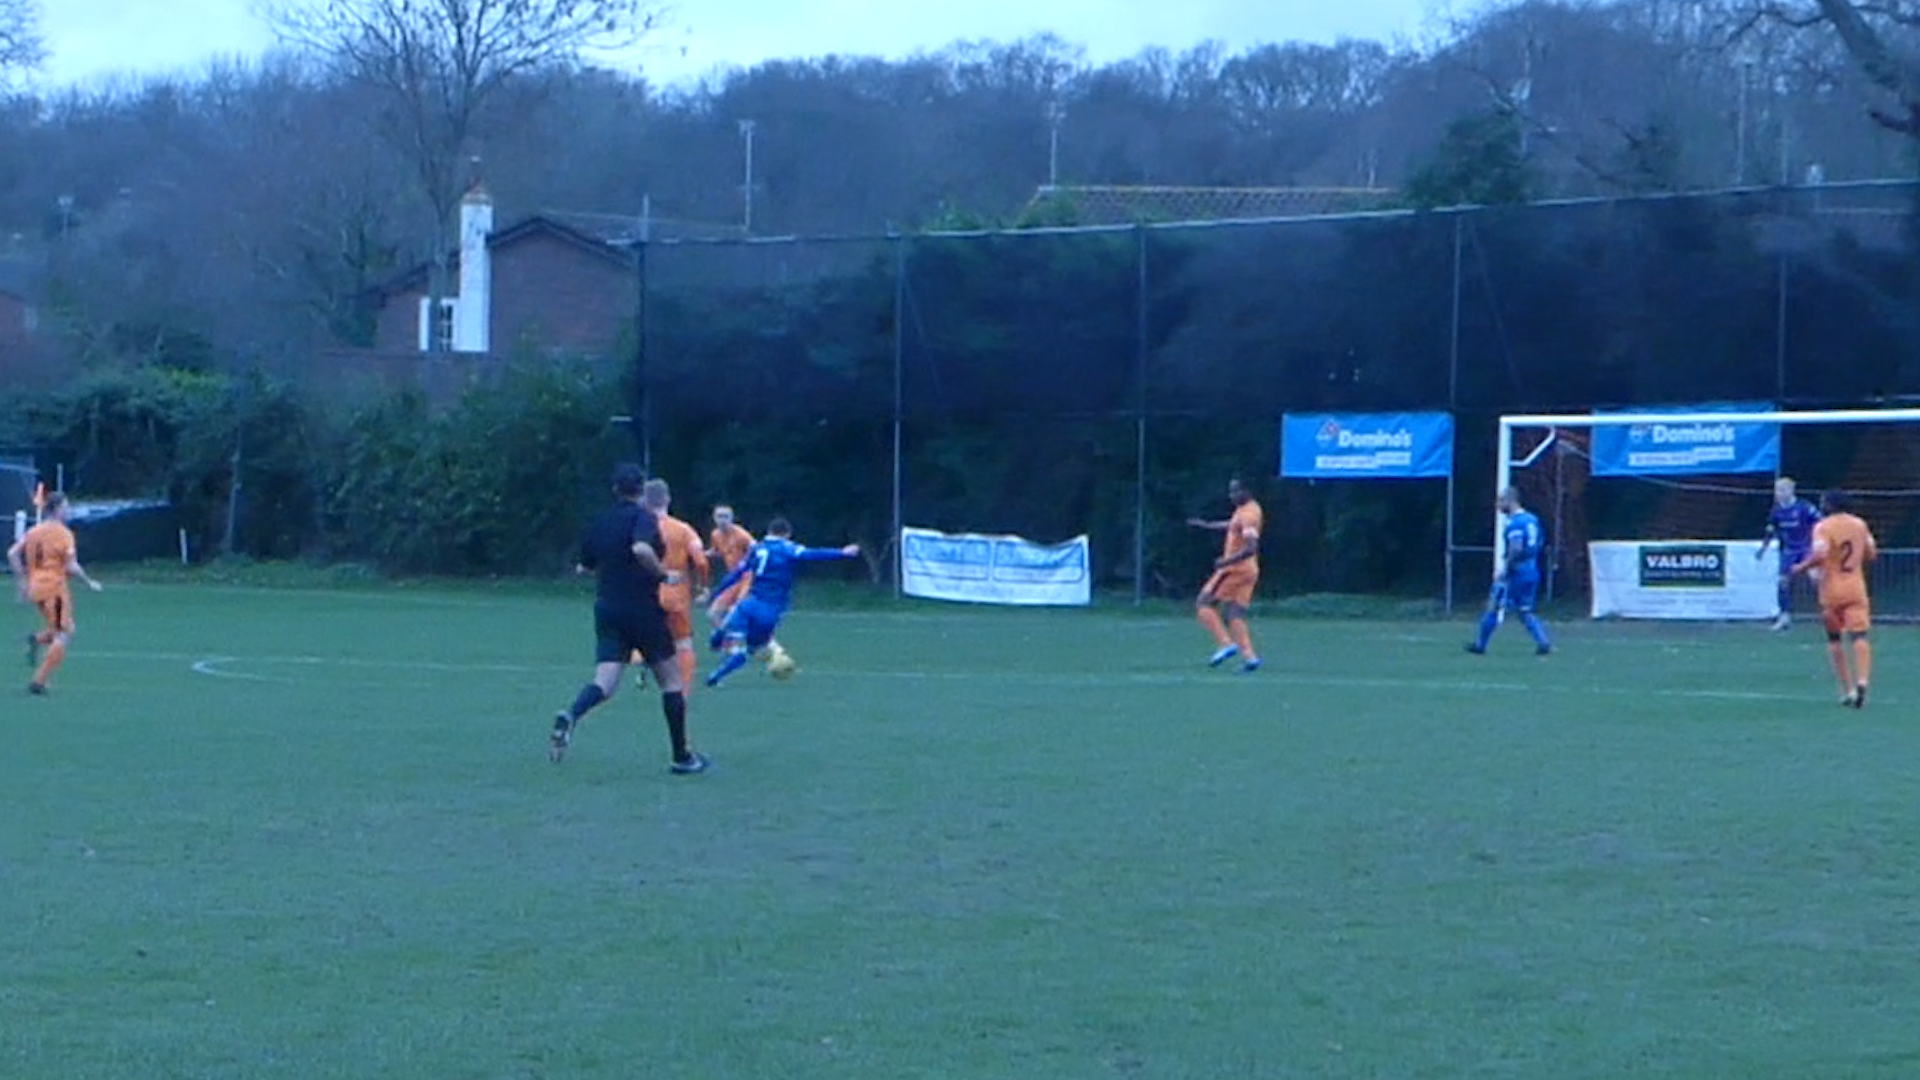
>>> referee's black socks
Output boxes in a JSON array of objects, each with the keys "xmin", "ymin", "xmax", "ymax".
[
  {"xmin": 662, "ymin": 691, "xmax": 690, "ymax": 761},
  {"xmin": 566, "ymin": 684, "xmax": 606, "ymax": 723}
]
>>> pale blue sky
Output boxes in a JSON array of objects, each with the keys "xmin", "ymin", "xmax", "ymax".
[{"xmin": 44, "ymin": 0, "xmax": 1441, "ymax": 88}]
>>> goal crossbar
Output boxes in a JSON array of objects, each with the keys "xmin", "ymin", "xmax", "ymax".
[{"xmin": 1493, "ymin": 407, "xmax": 1920, "ymax": 580}]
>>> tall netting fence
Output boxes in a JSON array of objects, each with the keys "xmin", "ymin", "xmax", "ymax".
[
  {"xmin": 616, "ymin": 181, "xmax": 1920, "ymax": 606},
  {"xmin": 1148, "ymin": 212, "xmax": 1458, "ymax": 602},
  {"xmin": 643, "ymin": 236, "xmax": 897, "ymax": 583}
]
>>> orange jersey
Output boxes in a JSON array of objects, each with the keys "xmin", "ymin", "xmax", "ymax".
[
  {"xmin": 1812, "ymin": 513, "xmax": 1875, "ymax": 607},
  {"xmin": 20, "ymin": 520, "xmax": 75, "ymax": 600},
  {"xmin": 710, "ymin": 523, "xmax": 754, "ymax": 571},
  {"xmin": 1221, "ymin": 500, "xmax": 1263, "ymax": 575},
  {"xmin": 657, "ymin": 514, "xmax": 707, "ymax": 612}
]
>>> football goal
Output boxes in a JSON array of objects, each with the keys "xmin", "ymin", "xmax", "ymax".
[{"xmin": 1496, "ymin": 407, "xmax": 1920, "ymax": 621}]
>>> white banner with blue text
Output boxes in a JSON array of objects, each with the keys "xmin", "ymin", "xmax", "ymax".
[{"xmin": 902, "ymin": 527, "xmax": 1092, "ymax": 606}]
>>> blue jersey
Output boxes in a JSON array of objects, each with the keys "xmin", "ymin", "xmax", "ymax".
[
  {"xmin": 1504, "ymin": 511, "xmax": 1544, "ymax": 579},
  {"xmin": 714, "ymin": 537, "xmax": 850, "ymax": 614},
  {"xmin": 1767, "ymin": 500, "xmax": 1820, "ymax": 555}
]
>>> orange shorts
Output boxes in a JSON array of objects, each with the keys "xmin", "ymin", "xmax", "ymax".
[
  {"xmin": 1202, "ymin": 568, "xmax": 1258, "ymax": 608},
  {"xmin": 34, "ymin": 590, "xmax": 73, "ymax": 635},
  {"xmin": 1822, "ymin": 598, "xmax": 1870, "ymax": 636}
]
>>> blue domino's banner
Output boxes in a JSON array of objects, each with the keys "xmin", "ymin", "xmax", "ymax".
[
  {"xmin": 1589, "ymin": 403, "xmax": 1779, "ymax": 477},
  {"xmin": 1281, "ymin": 413, "xmax": 1454, "ymax": 480}
]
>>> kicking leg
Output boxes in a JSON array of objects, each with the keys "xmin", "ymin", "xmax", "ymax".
[{"xmin": 707, "ymin": 634, "xmax": 752, "ymax": 686}]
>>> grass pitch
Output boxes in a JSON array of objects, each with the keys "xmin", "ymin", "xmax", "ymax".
[{"xmin": 5, "ymin": 582, "xmax": 1920, "ymax": 1079}]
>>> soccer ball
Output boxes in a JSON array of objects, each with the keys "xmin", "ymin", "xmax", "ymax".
[{"xmin": 767, "ymin": 650, "xmax": 798, "ymax": 681}]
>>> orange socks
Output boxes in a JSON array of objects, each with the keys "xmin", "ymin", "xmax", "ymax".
[
  {"xmin": 34, "ymin": 641, "xmax": 65, "ymax": 687},
  {"xmin": 1827, "ymin": 643, "xmax": 1852, "ymax": 697},
  {"xmin": 1197, "ymin": 607, "xmax": 1231, "ymax": 647},
  {"xmin": 678, "ymin": 648, "xmax": 697, "ymax": 693},
  {"xmin": 1853, "ymin": 638, "xmax": 1872, "ymax": 689},
  {"xmin": 1228, "ymin": 618, "xmax": 1257, "ymax": 662}
]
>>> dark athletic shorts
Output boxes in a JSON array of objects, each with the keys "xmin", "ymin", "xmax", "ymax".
[{"xmin": 594, "ymin": 602, "xmax": 676, "ymax": 666}]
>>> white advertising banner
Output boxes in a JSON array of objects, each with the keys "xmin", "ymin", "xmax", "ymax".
[
  {"xmin": 902, "ymin": 527, "xmax": 1091, "ymax": 606},
  {"xmin": 1589, "ymin": 540, "xmax": 1777, "ymax": 620}
]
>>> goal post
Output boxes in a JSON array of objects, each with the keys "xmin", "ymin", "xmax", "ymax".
[{"xmin": 1494, "ymin": 407, "xmax": 1920, "ymax": 618}]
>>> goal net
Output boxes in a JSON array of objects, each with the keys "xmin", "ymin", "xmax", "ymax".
[{"xmin": 1496, "ymin": 408, "xmax": 1920, "ymax": 622}]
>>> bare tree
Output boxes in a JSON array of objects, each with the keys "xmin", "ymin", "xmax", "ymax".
[
  {"xmin": 1736, "ymin": 0, "xmax": 1920, "ymax": 137},
  {"xmin": 263, "ymin": 0, "xmax": 664, "ymax": 350},
  {"xmin": 0, "ymin": 0, "xmax": 44, "ymax": 76}
]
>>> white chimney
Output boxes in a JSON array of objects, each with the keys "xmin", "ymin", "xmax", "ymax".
[{"xmin": 454, "ymin": 184, "xmax": 493, "ymax": 353}]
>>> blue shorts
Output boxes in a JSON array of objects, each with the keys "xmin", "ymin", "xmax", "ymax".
[
  {"xmin": 723, "ymin": 597, "xmax": 784, "ymax": 651},
  {"xmin": 1497, "ymin": 574, "xmax": 1540, "ymax": 614},
  {"xmin": 1781, "ymin": 548, "xmax": 1809, "ymax": 576}
]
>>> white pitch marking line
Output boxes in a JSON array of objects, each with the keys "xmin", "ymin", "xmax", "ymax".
[
  {"xmin": 143, "ymin": 649, "xmax": 1804, "ymax": 704},
  {"xmin": 188, "ymin": 657, "xmax": 282, "ymax": 683}
]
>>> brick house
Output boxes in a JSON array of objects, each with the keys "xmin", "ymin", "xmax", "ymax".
[{"xmin": 369, "ymin": 187, "xmax": 641, "ymax": 359}]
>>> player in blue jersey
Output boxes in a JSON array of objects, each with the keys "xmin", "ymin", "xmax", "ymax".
[
  {"xmin": 1755, "ymin": 476, "xmax": 1820, "ymax": 631},
  {"xmin": 705, "ymin": 518, "xmax": 860, "ymax": 686},
  {"xmin": 1468, "ymin": 487, "xmax": 1553, "ymax": 657}
]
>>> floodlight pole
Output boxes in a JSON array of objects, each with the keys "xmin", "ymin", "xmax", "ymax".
[
  {"xmin": 891, "ymin": 235, "xmax": 907, "ymax": 599},
  {"xmin": 739, "ymin": 120, "xmax": 758, "ymax": 235},
  {"xmin": 1133, "ymin": 225, "xmax": 1149, "ymax": 606},
  {"xmin": 1445, "ymin": 213, "xmax": 1464, "ymax": 612}
]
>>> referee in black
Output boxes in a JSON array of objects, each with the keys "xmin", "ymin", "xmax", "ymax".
[{"xmin": 550, "ymin": 463, "xmax": 709, "ymax": 774}]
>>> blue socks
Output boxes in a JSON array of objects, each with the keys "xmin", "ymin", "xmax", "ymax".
[
  {"xmin": 708, "ymin": 651, "xmax": 750, "ymax": 686},
  {"xmin": 1474, "ymin": 611, "xmax": 1499, "ymax": 651},
  {"xmin": 1473, "ymin": 611, "xmax": 1550, "ymax": 652}
]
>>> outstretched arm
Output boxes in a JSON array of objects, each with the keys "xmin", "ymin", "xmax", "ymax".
[
  {"xmin": 796, "ymin": 544, "xmax": 861, "ymax": 562},
  {"xmin": 67, "ymin": 553, "xmax": 101, "ymax": 592},
  {"xmin": 1187, "ymin": 518, "xmax": 1230, "ymax": 531}
]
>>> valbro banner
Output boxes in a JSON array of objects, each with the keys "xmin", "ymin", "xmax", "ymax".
[
  {"xmin": 1589, "ymin": 540, "xmax": 1776, "ymax": 620},
  {"xmin": 1589, "ymin": 403, "xmax": 1779, "ymax": 477},
  {"xmin": 901, "ymin": 527, "xmax": 1091, "ymax": 606},
  {"xmin": 1281, "ymin": 413, "xmax": 1454, "ymax": 479}
]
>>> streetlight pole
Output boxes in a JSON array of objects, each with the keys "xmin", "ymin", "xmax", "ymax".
[
  {"xmin": 1046, "ymin": 102, "xmax": 1065, "ymax": 188},
  {"xmin": 739, "ymin": 119, "xmax": 757, "ymax": 235}
]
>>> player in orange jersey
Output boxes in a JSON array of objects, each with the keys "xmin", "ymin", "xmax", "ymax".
[
  {"xmin": 1187, "ymin": 477, "xmax": 1263, "ymax": 673},
  {"xmin": 1793, "ymin": 490, "xmax": 1877, "ymax": 708},
  {"xmin": 641, "ymin": 479, "xmax": 710, "ymax": 693},
  {"xmin": 708, "ymin": 504, "xmax": 756, "ymax": 624},
  {"xmin": 7, "ymin": 493, "xmax": 103, "ymax": 696}
]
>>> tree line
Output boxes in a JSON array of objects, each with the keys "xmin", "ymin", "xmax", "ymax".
[{"xmin": 4, "ymin": 0, "xmax": 1920, "ymax": 594}]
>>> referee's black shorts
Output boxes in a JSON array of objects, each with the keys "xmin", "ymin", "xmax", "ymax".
[{"xmin": 594, "ymin": 602, "xmax": 676, "ymax": 666}]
